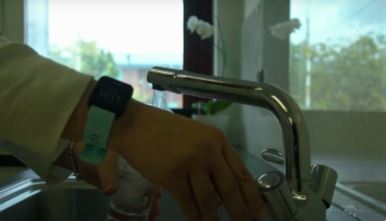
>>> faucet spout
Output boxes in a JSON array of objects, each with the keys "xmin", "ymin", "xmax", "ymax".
[{"xmin": 147, "ymin": 66, "xmax": 312, "ymax": 196}]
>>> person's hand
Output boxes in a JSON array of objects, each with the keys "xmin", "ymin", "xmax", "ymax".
[
  {"xmin": 148, "ymin": 189, "xmax": 162, "ymax": 221},
  {"xmin": 63, "ymin": 81, "xmax": 266, "ymax": 220},
  {"xmin": 107, "ymin": 101, "xmax": 266, "ymax": 221},
  {"xmin": 72, "ymin": 142, "xmax": 161, "ymax": 221},
  {"xmin": 72, "ymin": 142, "xmax": 119, "ymax": 195}
]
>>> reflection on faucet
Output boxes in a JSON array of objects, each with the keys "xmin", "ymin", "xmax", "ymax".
[{"xmin": 147, "ymin": 67, "xmax": 338, "ymax": 221}]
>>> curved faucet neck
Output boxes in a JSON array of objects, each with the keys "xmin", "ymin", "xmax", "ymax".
[{"xmin": 147, "ymin": 67, "xmax": 312, "ymax": 196}]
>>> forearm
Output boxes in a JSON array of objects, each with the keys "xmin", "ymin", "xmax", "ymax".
[
  {"xmin": 60, "ymin": 79, "xmax": 141, "ymax": 156},
  {"xmin": 0, "ymin": 42, "xmax": 92, "ymax": 179},
  {"xmin": 61, "ymin": 80, "xmax": 95, "ymax": 142}
]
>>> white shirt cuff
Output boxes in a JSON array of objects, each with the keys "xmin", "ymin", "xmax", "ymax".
[{"xmin": 0, "ymin": 139, "xmax": 72, "ymax": 183}]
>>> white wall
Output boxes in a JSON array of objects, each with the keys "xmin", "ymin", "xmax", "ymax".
[
  {"xmin": 240, "ymin": 0, "xmax": 291, "ymax": 157},
  {"xmin": 213, "ymin": 0, "xmax": 244, "ymax": 146},
  {"xmin": 214, "ymin": 0, "xmax": 288, "ymax": 153},
  {"xmin": 239, "ymin": 0, "xmax": 282, "ymax": 156}
]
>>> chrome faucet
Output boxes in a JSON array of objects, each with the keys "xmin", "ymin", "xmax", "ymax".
[{"xmin": 147, "ymin": 67, "xmax": 337, "ymax": 221}]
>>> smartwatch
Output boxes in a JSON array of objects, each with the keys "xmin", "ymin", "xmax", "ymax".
[{"xmin": 80, "ymin": 76, "xmax": 133, "ymax": 164}]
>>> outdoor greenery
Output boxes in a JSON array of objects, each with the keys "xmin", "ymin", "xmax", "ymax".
[
  {"xmin": 47, "ymin": 41, "xmax": 166, "ymax": 106},
  {"xmin": 48, "ymin": 41, "xmax": 119, "ymax": 79},
  {"xmin": 48, "ymin": 35, "xmax": 386, "ymax": 112},
  {"xmin": 290, "ymin": 34, "xmax": 386, "ymax": 111},
  {"xmin": 192, "ymin": 100, "xmax": 232, "ymax": 115}
]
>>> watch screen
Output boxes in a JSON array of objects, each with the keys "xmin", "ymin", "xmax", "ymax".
[{"xmin": 89, "ymin": 76, "xmax": 133, "ymax": 117}]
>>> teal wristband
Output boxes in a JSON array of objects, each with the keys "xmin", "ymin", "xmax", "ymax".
[{"xmin": 80, "ymin": 106, "xmax": 115, "ymax": 164}]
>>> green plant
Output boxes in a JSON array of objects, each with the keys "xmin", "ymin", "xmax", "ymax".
[{"xmin": 193, "ymin": 100, "xmax": 232, "ymax": 115}]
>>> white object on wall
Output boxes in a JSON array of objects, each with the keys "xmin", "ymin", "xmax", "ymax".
[
  {"xmin": 270, "ymin": 18, "xmax": 301, "ymax": 40},
  {"xmin": 186, "ymin": 15, "xmax": 214, "ymax": 40}
]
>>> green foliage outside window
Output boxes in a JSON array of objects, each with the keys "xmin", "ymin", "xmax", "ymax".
[
  {"xmin": 290, "ymin": 34, "xmax": 386, "ymax": 111},
  {"xmin": 48, "ymin": 41, "xmax": 119, "ymax": 79}
]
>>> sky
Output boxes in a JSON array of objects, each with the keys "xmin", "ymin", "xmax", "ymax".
[
  {"xmin": 36, "ymin": 0, "xmax": 386, "ymax": 59},
  {"xmin": 290, "ymin": 0, "xmax": 386, "ymax": 44},
  {"xmin": 48, "ymin": 0, "xmax": 184, "ymax": 62}
]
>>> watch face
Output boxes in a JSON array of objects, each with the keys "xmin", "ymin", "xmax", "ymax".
[{"xmin": 89, "ymin": 76, "xmax": 133, "ymax": 117}]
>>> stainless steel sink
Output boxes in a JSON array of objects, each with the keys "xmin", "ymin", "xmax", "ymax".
[
  {"xmin": 0, "ymin": 172, "xmax": 227, "ymax": 221},
  {"xmin": 0, "ymin": 150, "xmax": 381, "ymax": 221},
  {"xmin": 0, "ymin": 178, "xmax": 360, "ymax": 221},
  {"xmin": 1, "ymin": 189, "xmax": 109, "ymax": 221},
  {"xmin": 340, "ymin": 181, "xmax": 386, "ymax": 204},
  {"xmin": 0, "ymin": 177, "xmax": 109, "ymax": 221},
  {"xmin": 333, "ymin": 181, "xmax": 386, "ymax": 220}
]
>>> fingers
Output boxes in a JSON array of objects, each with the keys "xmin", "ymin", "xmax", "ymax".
[
  {"xmin": 72, "ymin": 142, "xmax": 100, "ymax": 187},
  {"xmin": 222, "ymin": 142, "xmax": 266, "ymax": 219},
  {"xmin": 72, "ymin": 142, "xmax": 119, "ymax": 195},
  {"xmin": 148, "ymin": 189, "xmax": 162, "ymax": 221},
  {"xmin": 189, "ymin": 165, "xmax": 219, "ymax": 221},
  {"xmin": 210, "ymin": 152, "xmax": 253, "ymax": 221},
  {"xmin": 97, "ymin": 150, "xmax": 119, "ymax": 195},
  {"xmin": 169, "ymin": 178, "xmax": 202, "ymax": 221}
]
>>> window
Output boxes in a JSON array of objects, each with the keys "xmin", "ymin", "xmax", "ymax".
[
  {"xmin": 0, "ymin": 0, "xmax": 213, "ymax": 164},
  {"xmin": 290, "ymin": 0, "xmax": 386, "ymax": 111},
  {"xmin": 242, "ymin": 0, "xmax": 386, "ymax": 208},
  {"xmin": 25, "ymin": 0, "xmax": 184, "ymax": 108},
  {"xmin": 288, "ymin": 0, "xmax": 386, "ymax": 207}
]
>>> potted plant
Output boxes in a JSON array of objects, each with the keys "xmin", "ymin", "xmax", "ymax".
[{"xmin": 192, "ymin": 100, "xmax": 232, "ymax": 137}]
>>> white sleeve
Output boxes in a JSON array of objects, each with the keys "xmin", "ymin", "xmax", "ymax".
[
  {"xmin": 0, "ymin": 139, "xmax": 72, "ymax": 182},
  {"xmin": 0, "ymin": 42, "xmax": 92, "ymax": 181}
]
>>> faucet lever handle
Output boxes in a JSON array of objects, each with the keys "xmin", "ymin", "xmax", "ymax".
[
  {"xmin": 260, "ymin": 148, "xmax": 285, "ymax": 166},
  {"xmin": 256, "ymin": 171, "xmax": 297, "ymax": 221},
  {"xmin": 311, "ymin": 165, "xmax": 338, "ymax": 208}
]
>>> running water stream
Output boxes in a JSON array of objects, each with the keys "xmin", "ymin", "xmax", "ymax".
[{"xmin": 151, "ymin": 90, "xmax": 167, "ymax": 109}]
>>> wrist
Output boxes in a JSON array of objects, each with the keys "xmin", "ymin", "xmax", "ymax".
[
  {"xmin": 52, "ymin": 142, "xmax": 79, "ymax": 179},
  {"xmin": 62, "ymin": 79, "xmax": 96, "ymax": 142},
  {"xmin": 61, "ymin": 78, "xmax": 139, "ymax": 157},
  {"xmin": 107, "ymin": 99, "xmax": 142, "ymax": 155}
]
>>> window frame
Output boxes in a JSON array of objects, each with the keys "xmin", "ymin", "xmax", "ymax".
[
  {"xmin": 262, "ymin": 0, "xmax": 290, "ymax": 91},
  {"xmin": 183, "ymin": 0, "xmax": 214, "ymax": 108}
]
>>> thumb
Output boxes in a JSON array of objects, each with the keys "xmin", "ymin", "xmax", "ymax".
[{"xmin": 97, "ymin": 149, "xmax": 119, "ymax": 195}]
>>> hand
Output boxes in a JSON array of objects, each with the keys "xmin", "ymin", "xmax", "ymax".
[
  {"xmin": 72, "ymin": 142, "xmax": 161, "ymax": 221},
  {"xmin": 108, "ymin": 101, "xmax": 266, "ymax": 221},
  {"xmin": 72, "ymin": 142, "xmax": 119, "ymax": 195},
  {"xmin": 63, "ymin": 81, "xmax": 266, "ymax": 221},
  {"xmin": 148, "ymin": 189, "xmax": 162, "ymax": 221}
]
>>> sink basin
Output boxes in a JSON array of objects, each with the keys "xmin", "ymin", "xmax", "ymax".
[
  {"xmin": 340, "ymin": 181, "xmax": 386, "ymax": 204},
  {"xmin": 1, "ymin": 188, "xmax": 109, "ymax": 221},
  {"xmin": 0, "ymin": 178, "xmax": 109, "ymax": 221},
  {"xmin": 0, "ymin": 178, "xmax": 360, "ymax": 221},
  {"xmin": 334, "ymin": 181, "xmax": 386, "ymax": 220},
  {"xmin": 0, "ymin": 166, "xmax": 368, "ymax": 221},
  {"xmin": 0, "ymin": 150, "xmax": 380, "ymax": 221}
]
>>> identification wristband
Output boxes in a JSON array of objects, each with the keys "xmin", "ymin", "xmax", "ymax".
[
  {"xmin": 78, "ymin": 76, "xmax": 132, "ymax": 165},
  {"xmin": 80, "ymin": 106, "xmax": 115, "ymax": 164}
]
